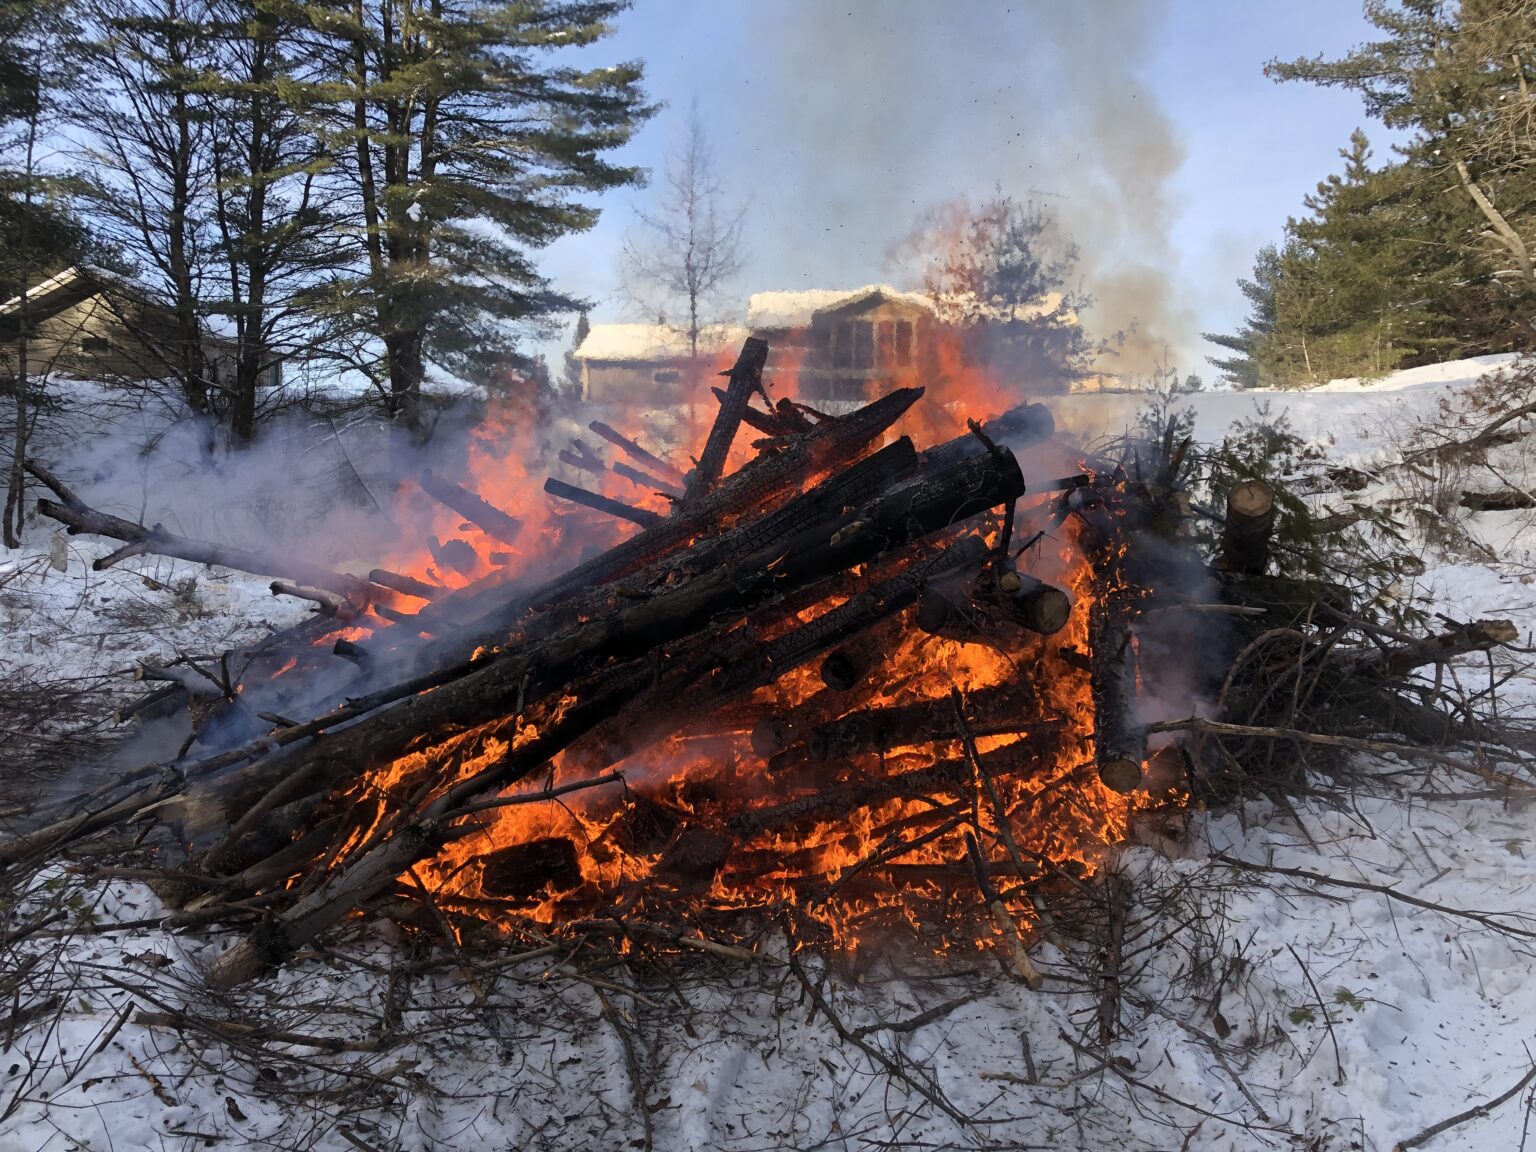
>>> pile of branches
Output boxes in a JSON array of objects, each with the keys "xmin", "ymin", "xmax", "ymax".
[{"xmin": 1, "ymin": 338, "xmax": 1525, "ymax": 993}]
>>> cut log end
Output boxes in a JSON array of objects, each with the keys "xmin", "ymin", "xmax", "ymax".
[
  {"xmin": 819, "ymin": 650, "xmax": 864, "ymax": 692},
  {"xmin": 1097, "ymin": 757, "xmax": 1143, "ymax": 794}
]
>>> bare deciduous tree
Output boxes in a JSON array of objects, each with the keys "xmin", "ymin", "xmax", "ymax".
[{"xmin": 622, "ymin": 103, "xmax": 745, "ymax": 368}]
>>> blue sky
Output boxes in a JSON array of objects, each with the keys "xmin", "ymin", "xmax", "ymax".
[{"xmin": 538, "ymin": 1, "xmax": 1398, "ymax": 378}]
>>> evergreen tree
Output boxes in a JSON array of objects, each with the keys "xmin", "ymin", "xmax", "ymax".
[
  {"xmin": 917, "ymin": 193, "xmax": 1094, "ymax": 393},
  {"xmin": 199, "ymin": 0, "xmax": 339, "ymax": 441},
  {"xmin": 303, "ymin": 0, "xmax": 652, "ymax": 429},
  {"xmin": 1269, "ymin": 0, "xmax": 1536, "ymax": 332},
  {"xmin": 1204, "ymin": 244, "xmax": 1281, "ymax": 388}
]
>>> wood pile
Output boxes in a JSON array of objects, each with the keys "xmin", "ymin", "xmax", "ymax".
[{"xmin": 5, "ymin": 338, "xmax": 1520, "ymax": 988}]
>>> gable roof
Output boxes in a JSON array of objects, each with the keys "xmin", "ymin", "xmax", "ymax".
[
  {"xmin": 746, "ymin": 285, "xmax": 934, "ymax": 332},
  {"xmin": 574, "ymin": 323, "xmax": 751, "ymax": 364},
  {"xmin": 0, "ymin": 265, "xmax": 160, "ymax": 330}
]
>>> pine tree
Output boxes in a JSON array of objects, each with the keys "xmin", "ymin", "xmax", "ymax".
[
  {"xmin": 917, "ymin": 193, "xmax": 1094, "ymax": 393},
  {"xmin": 303, "ymin": 0, "xmax": 652, "ymax": 429},
  {"xmin": 1269, "ymin": 0, "xmax": 1536, "ymax": 325},
  {"xmin": 198, "ymin": 0, "xmax": 339, "ymax": 441},
  {"xmin": 1204, "ymin": 244, "xmax": 1281, "ymax": 388}
]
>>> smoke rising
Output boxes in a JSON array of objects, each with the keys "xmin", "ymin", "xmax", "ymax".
[{"xmin": 741, "ymin": 0, "xmax": 1192, "ymax": 379}]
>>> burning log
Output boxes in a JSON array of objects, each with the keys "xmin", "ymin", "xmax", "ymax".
[
  {"xmin": 420, "ymin": 469, "xmax": 524, "ymax": 547},
  {"xmin": 612, "ymin": 461, "xmax": 683, "ymax": 498},
  {"xmin": 479, "ymin": 837, "xmax": 581, "ymax": 900},
  {"xmin": 915, "ymin": 570, "xmax": 1072, "ymax": 645},
  {"xmin": 560, "ymin": 439, "xmax": 607, "ymax": 479},
  {"xmin": 1221, "ymin": 480, "xmax": 1276, "ymax": 575},
  {"xmin": 418, "ymin": 387, "xmax": 924, "ymax": 655},
  {"xmin": 1091, "ymin": 591, "xmax": 1144, "ymax": 794},
  {"xmin": 428, "ymin": 536, "xmax": 478, "ymax": 577},
  {"xmin": 800, "ymin": 692, "xmax": 1057, "ymax": 765},
  {"xmin": 922, "ymin": 402, "xmax": 1055, "ymax": 470},
  {"xmin": 543, "ymin": 478, "xmax": 663, "ymax": 528},
  {"xmin": 588, "ymin": 421, "xmax": 688, "ymax": 489},
  {"xmin": 685, "ymin": 338, "xmax": 769, "ymax": 502},
  {"xmin": 368, "ymin": 568, "xmax": 442, "ymax": 602},
  {"xmin": 819, "ymin": 649, "xmax": 865, "ymax": 692},
  {"xmin": 728, "ymin": 740, "xmax": 1041, "ymax": 838}
]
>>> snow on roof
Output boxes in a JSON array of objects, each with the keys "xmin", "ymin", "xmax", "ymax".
[
  {"xmin": 575, "ymin": 323, "xmax": 751, "ymax": 364},
  {"xmin": 746, "ymin": 285, "xmax": 934, "ymax": 331}
]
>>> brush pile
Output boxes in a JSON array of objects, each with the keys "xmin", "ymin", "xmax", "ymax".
[{"xmin": 5, "ymin": 339, "xmax": 1522, "ymax": 989}]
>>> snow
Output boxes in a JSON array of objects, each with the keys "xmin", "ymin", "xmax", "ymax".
[
  {"xmin": 575, "ymin": 322, "xmax": 752, "ymax": 363},
  {"xmin": 7, "ymin": 354, "xmax": 1536, "ymax": 1150},
  {"xmin": 745, "ymin": 284, "xmax": 934, "ymax": 331}
]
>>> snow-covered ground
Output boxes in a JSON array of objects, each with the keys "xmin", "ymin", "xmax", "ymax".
[{"xmin": 5, "ymin": 358, "xmax": 1536, "ymax": 1152}]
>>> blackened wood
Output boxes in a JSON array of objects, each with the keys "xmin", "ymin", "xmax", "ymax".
[
  {"xmin": 543, "ymin": 478, "xmax": 663, "ymax": 528},
  {"xmin": 819, "ymin": 650, "xmax": 863, "ymax": 692},
  {"xmin": 686, "ymin": 338, "xmax": 769, "ymax": 502},
  {"xmin": 558, "ymin": 445, "xmax": 605, "ymax": 479},
  {"xmin": 729, "ymin": 741, "xmax": 1038, "ymax": 837},
  {"xmin": 655, "ymin": 826, "xmax": 732, "ymax": 890},
  {"xmin": 480, "ymin": 837, "xmax": 581, "ymax": 900},
  {"xmin": 428, "ymin": 535, "xmax": 479, "ymax": 577},
  {"xmin": 1221, "ymin": 480, "xmax": 1275, "ymax": 575},
  {"xmin": 420, "ymin": 469, "xmax": 524, "ymax": 546},
  {"xmin": 923, "ymin": 402, "xmax": 1055, "ymax": 470},
  {"xmin": 1091, "ymin": 591, "xmax": 1143, "ymax": 793},
  {"xmin": 612, "ymin": 461, "xmax": 683, "ymax": 498},
  {"xmin": 568, "ymin": 535, "xmax": 992, "ymax": 774},
  {"xmin": 367, "ymin": 569, "xmax": 442, "ymax": 601},
  {"xmin": 803, "ymin": 691, "xmax": 1056, "ymax": 764},
  {"xmin": 589, "ymin": 421, "xmax": 688, "ymax": 488}
]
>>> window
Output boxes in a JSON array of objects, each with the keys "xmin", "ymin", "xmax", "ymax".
[
  {"xmin": 895, "ymin": 320, "xmax": 913, "ymax": 367},
  {"xmin": 833, "ymin": 322, "xmax": 852, "ymax": 369},
  {"xmin": 877, "ymin": 321, "xmax": 895, "ymax": 367},
  {"xmin": 653, "ymin": 369, "xmax": 681, "ymax": 384},
  {"xmin": 852, "ymin": 320, "xmax": 874, "ymax": 370},
  {"xmin": 81, "ymin": 337, "xmax": 111, "ymax": 354}
]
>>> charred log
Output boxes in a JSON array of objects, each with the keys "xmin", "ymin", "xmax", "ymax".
[
  {"xmin": 543, "ymin": 478, "xmax": 663, "ymax": 528},
  {"xmin": 1091, "ymin": 591, "xmax": 1144, "ymax": 794},
  {"xmin": 480, "ymin": 837, "xmax": 581, "ymax": 900},
  {"xmin": 589, "ymin": 421, "xmax": 688, "ymax": 488},
  {"xmin": 420, "ymin": 470, "xmax": 524, "ymax": 546},
  {"xmin": 686, "ymin": 338, "xmax": 769, "ymax": 502}
]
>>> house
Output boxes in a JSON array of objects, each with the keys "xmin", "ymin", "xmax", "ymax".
[
  {"xmin": 747, "ymin": 285, "xmax": 937, "ymax": 408},
  {"xmin": 0, "ymin": 266, "xmax": 281, "ymax": 389},
  {"xmin": 571, "ymin": 323, "xmax": 750, "ymax": 405}
]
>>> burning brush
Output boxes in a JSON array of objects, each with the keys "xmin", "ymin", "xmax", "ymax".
[{"xmin": 10, "ymin": 337, "xmax": 1519, "ymax": 989}]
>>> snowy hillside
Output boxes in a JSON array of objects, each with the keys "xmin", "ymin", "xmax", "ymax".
[{"xmin": 4, "ymin": 356, "xmax": 1536, "ymax": 1152}]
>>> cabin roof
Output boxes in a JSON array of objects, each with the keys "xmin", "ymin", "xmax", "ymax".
[
  {"xmin": 746, "ymin": 285, "xmax": 933, "ymax": 331},
  {"xmin": 574, "ymin": 323, "xmax": 750, "ymax": 365}
]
